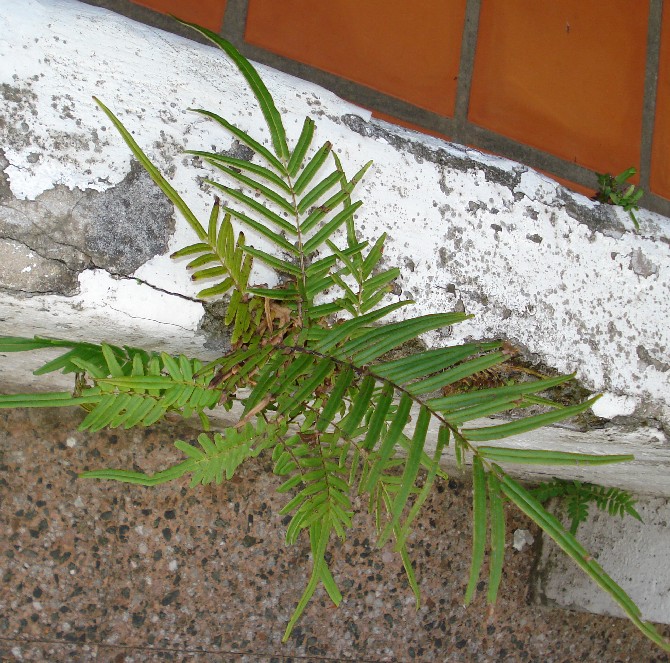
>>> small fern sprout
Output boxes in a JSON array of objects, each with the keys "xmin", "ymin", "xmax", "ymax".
[
  {"xmin": 0, "ymin": 21, "xmax": 667, "ymax": 652},
  {"xmin": 532, "ymin": 479, "xmax": 643, "ymax": 535}
]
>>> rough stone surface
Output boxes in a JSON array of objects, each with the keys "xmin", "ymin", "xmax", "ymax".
[
  {"xmin": 0, "ymin": 0, "xmax": 669, "ymax": 646},
  {"xmin": 0, "ymin": 0, "xmax": 668, "ymax": 480},
  {"xmin": 536, "ymin": 496, "xmax": 670, "ymax": 625},
  {"xmin": 0, "ymin": 153, "xmax": 174, "ymax": 291},
  {"xmin": 0, "ymin": 236, "xmax": 78, "ymax": 295},
  {"xmin": 1, "ymin": 408, "xmax": 669, "ymax": 662}
]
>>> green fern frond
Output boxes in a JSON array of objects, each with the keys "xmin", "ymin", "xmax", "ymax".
[
  {"xmin": 187, "ymin": 108, "xmax": 285, "ymax": 171},
  {"xmin": 465, "ymin": 455, "xmax": 487, "ymax": 604},
  {"xmin": 377, "ymin": 405, "xmax": 430, "ymax": 546},
  {"xmin": 292, "ymin": 141, "xmax": 332, "ymax": 195},
  {"xmin": 78, "ymin": 350, "xmax": 221, "ymax": 431},
  {"xmin": 335, "ymin": 313, "xmax": 472, "ymax": 365},
  {"xmin": 79, "ymin": 460, "xmax": 196, "ymax": 486},
  {"xmin": 282, "ymin": 517, "xmax": 337, "ymax": 643},
  {"xmin": 81, "ymin": 420, "xmax": 284, "ymax": 487},
  {"xmin": 94, "ymin": 97, "xmax": 206, "ymax": 240},
  {"xmin": 0, "ymin": 335, "xmax": 135, "ymax": 377},
  {"xmin": 287, "ymin": 117, "xmax": 315, "ymax": 177},
  {"xmin": 171, "ymin": 200, "xmax": 251, "ymax": 293},
  {"xmin": 532, "ymin": 479, "xmax": 642, "ymax": 534},
  {"xmin": 180, "ymin": 422, "xmax": 282, "ymax": 486},
  {"xmin": 187, "ymin": 150, "xmax": 290, "ymax": 191},
  {"xmin": 0, "ymin": 340, "xmax": 221, "ymax": 431},
  {"xmin": 486, "ymin": 471, "xmax": 506, "ymax": 605},
  {"xmin": 462, "ymin": 397, "xmax": 601, "ymax": 442},
  {"xmin": 180, "ymin": 22, "xmax": 290, "ymax": 163},
  {"xmin": 499, "ymin": 472, "xmax": 667, "ymax": 651},
  {"xmin": 0, "ymin": 390, "xmax": 102, "ymax": 410},
  {"xmin": 4, "ymin": 26, "xmax": 665, "ymax": 654},
  {"xmin": 566, "ymin": 494, "xmax": 590, "ymax": 534}
]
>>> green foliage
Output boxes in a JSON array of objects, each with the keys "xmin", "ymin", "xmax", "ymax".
[
  {"xmin": 0, "ymin": 336, "xmax": 221, "ymax": 431},
  {"xmin": 532, "ymin": 478, "xmax": 642, "ymax": 535},
  {"xmin": 594, "ymin": 166, "xmax": 644, "ymax": 230},
  {"xmin": 0, "ymin": 23, "xmax": 667, "ymax": 652}
]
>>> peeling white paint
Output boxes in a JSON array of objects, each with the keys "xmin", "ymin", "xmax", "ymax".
[
  {"xmin": 77, "ymin": 269, "xmax": 202, "ymax": 331},
  {"xmin": 591, "ymin": 393, "xmax": 638, "ymax": 419},
  {"xmin": 513, "ymin": 529, "xmax": 534, "ymax": 552},
  {"xmin": 0, "ymin": 0, "xmax": 669, "ymax": 490},
  {"xmin": 0, "ymin": 290, "xmax": 205, "ymax": 366}
]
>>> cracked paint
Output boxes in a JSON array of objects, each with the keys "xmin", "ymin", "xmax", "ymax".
[
  {"xmin": 2, "ymin": 3, "xmax": 670, "ymax": 628},
  {"xmin": 0, "ymin": 153, "xmax": 174, "ymax": 294},
  {"xmin": 629, "ymin": 247, "xmax": 660, "ymax": 278},
  {"xmin": 0, "ymin": 237, "xmax": 78, "ymax": 295},
  {"xmin": 334, "ymin": 116, "xmax": 670, "ymax": 428}
]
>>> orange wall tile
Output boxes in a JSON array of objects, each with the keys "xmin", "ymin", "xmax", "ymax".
[
  {"xmin": 245, "ymin": 0, "xmax": 467, "ymax": 117},
  {"xmin": 651, "ymin": 5, "xmax": 670, "ymax": 200},
  {"xmin": 469, "ymin": 1, "xmax": 648, "ymax": 175},
  {"xmin": 130, "ymin": 0, "xmax": 226, "ymax": 32}
]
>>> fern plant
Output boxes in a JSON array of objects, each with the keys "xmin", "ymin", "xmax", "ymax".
[
  {"xmin": 533, "ymin": 478, "xmax": 642, "ymax": 535},
  {"xmin": 0, "ymin": 21, "xmax": 667, "ymax": 651},
  {"xmin": 594, "ymin": 166, "xmax": 643, "ymax": 230}
]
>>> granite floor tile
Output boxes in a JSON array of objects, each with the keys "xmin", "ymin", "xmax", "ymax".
[
  {"xmin": 0, "ymin": 410, "xmax": 125, "ymax": 645},
  {"xmin": 1, "ymin": 409, "xmax": 669, "ymax": 661},
  {"xmin": 0, "ymin": 637, "xmax": 98, "ymax": 661},
  {"xmin": 97, "ymin": 647, "xmax": 283, "ymax": 662},
  {"xmin": 96, "ymin": 457, "xmax": 308, "ymax": 654}
]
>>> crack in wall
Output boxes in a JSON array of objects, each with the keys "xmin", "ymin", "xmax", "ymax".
[
  {"xmin": 0, "ymin": 235, "xmax": 80, "ymax": 296},
  {"xmin": 0, "ymin": 153, "xmax": 175, "ymax": 295},
  {"xmin": 0, "ymin": 233, "xmax": 80, "ymax": 273},
  {"xmin": 107, "ymin": 304, "xmax": 195, "ymax": 332},
  {"xmin": 104, "ymin": 271, "xmax": 202, "ymax": 304}
]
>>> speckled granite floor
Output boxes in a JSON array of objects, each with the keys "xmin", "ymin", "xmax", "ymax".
[{"xmin": 1, "ymin": 409, "xmax": 668, "ymax": 662}]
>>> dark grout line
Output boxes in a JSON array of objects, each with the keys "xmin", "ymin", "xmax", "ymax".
[
  {"xmin": 229, "ymin": 37, "xmax": 456, "ymax": 136},
  {"xmin": 0, "ymin": 634, "xmax": 385, "ymax": 662},
  {"xmin": 114, "ymin": 647, "xmax": 384, "ymax": 662},
  {"xmin": 220, "ymin": 0, "xmax": 249, "ymax": 44},
  {"xmin": 639, "ymin": 0, "xmax": 664, "ymax": 192},
  {"xmin": 452, "ymin": 0, "xmax": 483, "ymax": 139},
  {"xmin": 220, "ymin": 9, "xmax": 670, "ymax": 218}
]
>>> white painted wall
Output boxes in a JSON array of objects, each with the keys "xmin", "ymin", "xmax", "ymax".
[{"xmin": 0, "ymin": 0, "xmax": 669, "ymax": 495}]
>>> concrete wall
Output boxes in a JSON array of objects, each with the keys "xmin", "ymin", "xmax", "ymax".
[
  {"xmin": 2, "ymin": 0, "xmax": 669, "ymax": 488},
  {"xmin": 1, "ymin": 0, "xmax": 670, "ymax": 636}
]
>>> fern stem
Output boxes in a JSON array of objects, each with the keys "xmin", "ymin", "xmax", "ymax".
[
  {"xmin": 286, "ymin": 174, "xmax": 308, "ymax": 325},
  {"xmin": 276, "ymin": 341, "xmax": 479, "ymax": 459}
]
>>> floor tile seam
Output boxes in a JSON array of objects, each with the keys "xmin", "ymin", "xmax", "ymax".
[
  {"xmin": 0, "ymin": 633, "xmax": 99, "ymax": 650},
  {"xmin": 95, "ymin": 641, "xmax": 384, "ymax": 662},
  {"xmin": 1, "ymin": 634, "xmax": 379, "ymax": 661}
]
